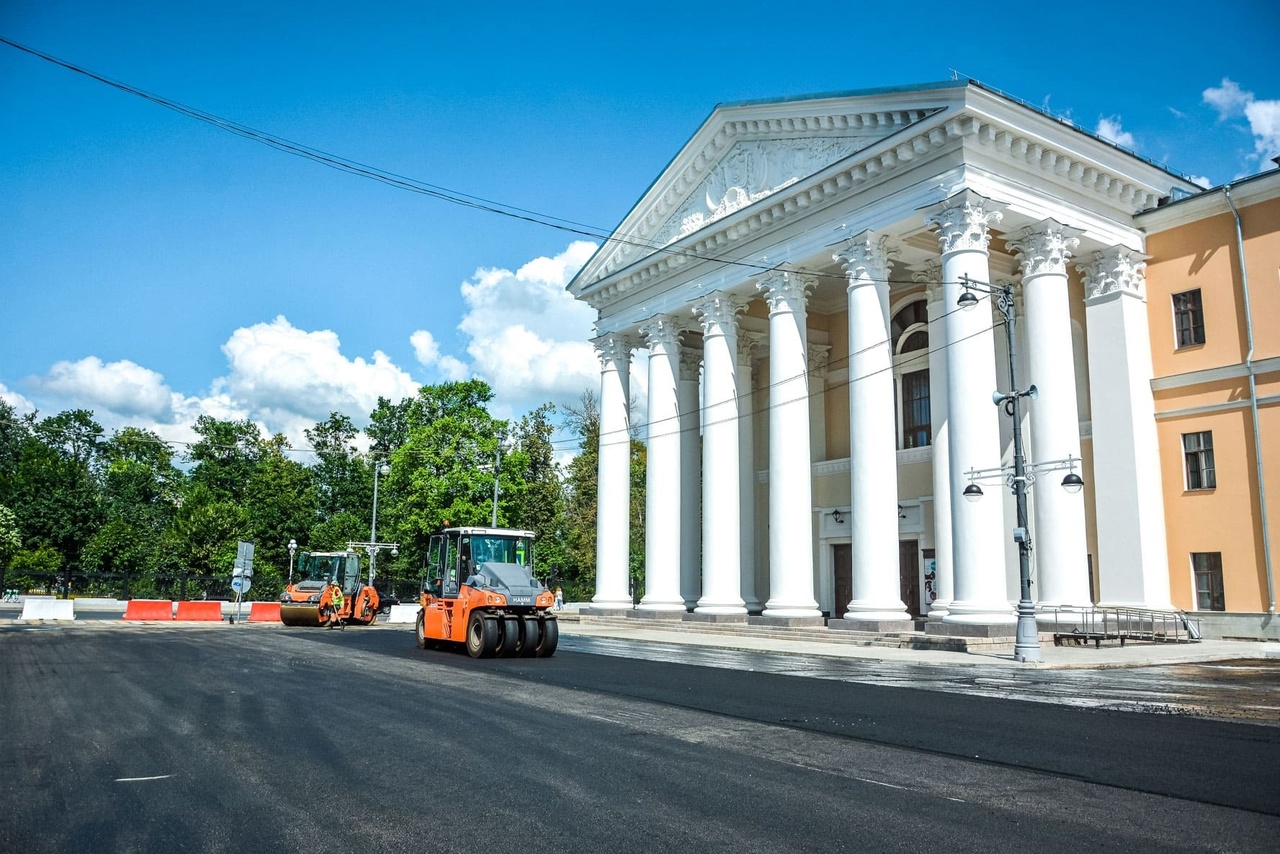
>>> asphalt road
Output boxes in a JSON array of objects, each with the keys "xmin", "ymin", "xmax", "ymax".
[{"xmin": 2, "ymin": 624, "xmax": 1277, "ymax": 853}]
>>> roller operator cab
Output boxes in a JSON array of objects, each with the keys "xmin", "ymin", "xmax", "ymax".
[
  {"xmin": 279, "ymin": 550, "xmax": 380, "ymax": 627},
  {"xmin": 416, "ymin": 527, "xmax": 558, "ymax": 658}
]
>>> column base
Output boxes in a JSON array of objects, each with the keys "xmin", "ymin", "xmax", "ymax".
[
  {"xmin": 591, "ymin": 596, "xmax": 633, "ymax": 610},
  {"xmin": 762, "ymin": 598, "xmax": 821, "ymax": 619},
  {"xmin": 943, "ymin": 600, "xmax": 1016, "ymax": 625},
  {"xmin": 843, "ymin": 604, "xmax": 912, "ymax": 623},
  {"xmin": 925, "ymin": 599, "xmax": 952, "ymax": 621},
  {"xmin": 924, "ymin": 621, "xmax": 1015, "ymax": 638},
  {"xmin": 637, "ymin": 598, "xmax": 687, "ymax": 612},
  {"xmin": 694, "ymin": 602, "xmax": 748, "ymax": 616}
]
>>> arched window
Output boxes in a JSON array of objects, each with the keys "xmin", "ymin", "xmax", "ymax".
[{"xmin": 891, "ymin": 300, "xmax": 931, "ymax": 449}]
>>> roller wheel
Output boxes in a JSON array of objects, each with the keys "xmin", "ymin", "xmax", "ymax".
[
  {"xmin": 535, "ymin": 617, "xmax": 559, "ymax": 658},
  {"xmin": 415, "ymin": 609, "xmax": 427, "ymax": 649},
  {"xmin": 466, "ymin": 612, "xmax": 498, "ymax": 658},
  {"xmin": 517, "ymin": 616, "xmax": 541, "ymax": 658},
  {"xmin": 497, "ymin": 617, "xmax": 519, "ymax": 657}
]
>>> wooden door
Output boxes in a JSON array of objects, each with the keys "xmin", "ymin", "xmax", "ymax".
[
  {"xmin": 899, "ymin": 540, "xmax": 920, "ymax": 619},
  {"xmin": 832, "ymin": 544, "xmax": 851, "ymax": 619}
]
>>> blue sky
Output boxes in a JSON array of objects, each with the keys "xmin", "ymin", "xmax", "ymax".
[{"xmin": 2, "ymin": 0, "xmax": 1278, "ymax": 450}]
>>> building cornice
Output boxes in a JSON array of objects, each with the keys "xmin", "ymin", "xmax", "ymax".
[
  {"xmin": 578, "ymin": 97, "xmax": 1178, "ymax": 319},
  {"xmin": 1136, "ymin": 169, "xmax": 1280, "ymax": 232}
]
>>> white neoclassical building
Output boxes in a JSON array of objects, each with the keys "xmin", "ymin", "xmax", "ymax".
[{"xmin": 568, "ymin": 80, "xmax": 1202, "ymax": 633}]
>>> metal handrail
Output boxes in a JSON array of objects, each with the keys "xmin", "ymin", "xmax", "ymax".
[{"xmin": 1043, "ymin": 605, "xmax": 1202, "ymax": 646}]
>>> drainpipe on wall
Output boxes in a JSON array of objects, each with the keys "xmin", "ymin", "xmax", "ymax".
[{"xmin": 1224, "ymin": 184, "xmax": 1275, "ymax": 614}]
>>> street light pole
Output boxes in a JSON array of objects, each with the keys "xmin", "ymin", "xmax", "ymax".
[
  {"xmin": 287, "ymin": 538, "xmax": 297, "ymax": 586},
  {"xmin": 958, "ymin": 276, "xmax": 1041, "ymax": 662},
  {"xmin": 370, "ymin": 461, "xmax": 390, "ymax": 586}
]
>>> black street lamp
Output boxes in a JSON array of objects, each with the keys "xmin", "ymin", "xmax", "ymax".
[{"xmin": 957, "ymin": 275, "xmax": 1084, "ymax": 663}]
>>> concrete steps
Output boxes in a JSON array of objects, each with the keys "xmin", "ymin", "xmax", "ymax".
[{"xmin": 568, "ymin": 612, "xmax": 1015, "ymax": 653}]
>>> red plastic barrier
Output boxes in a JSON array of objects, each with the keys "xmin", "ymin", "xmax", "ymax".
[
  {"xmin": 248, "ymin": 602, "xmax": 281, "ymax": 623},
  {"xmin": 174, "ymin": 600, "xmax": 222, "ymax": 621},
  {"xmin": 123, "ymin": 599, "xmax": 174, "ymax": 621}
]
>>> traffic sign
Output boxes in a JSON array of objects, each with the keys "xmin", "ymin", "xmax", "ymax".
[
  {"xmin": 231, "ymin": 576, "xmax": 252, "ymax": 594},
  {"xmin": 236, "ymin": 541, "xmax": 255, "ymax": 577}
]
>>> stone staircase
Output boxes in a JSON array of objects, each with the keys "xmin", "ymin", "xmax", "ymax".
[{"xmin": 566, "ymin": 611, "xmax": 1017, "ymax": 654}]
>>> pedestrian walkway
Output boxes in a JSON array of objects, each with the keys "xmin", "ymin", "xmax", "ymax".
[{"xmin": 557, "ymin": 612, "xmax": 1280, "ymax": 670}]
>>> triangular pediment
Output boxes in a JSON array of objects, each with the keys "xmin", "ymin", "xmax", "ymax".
[{"xmin": 571, "ymin": 86, "xmax": 960, "ymax": 292}]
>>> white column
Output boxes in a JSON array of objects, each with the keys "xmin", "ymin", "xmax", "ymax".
[
  {"xmin": 835, "ymin": 231, "xmax": 910, "ymax": 622},
  {"xmin": 808, "ymin": 345, "xmax": 830, "ymax": 462},
  {"xmin": 1007, "ymin": 221, "xmax": 1091, "ymax": 609},
  {"xmin": 738, "ymin": 333, "xmax": 763, "ymax": 611},
  {"xmin": 919, "ymin": 268, "xmax": 954, "ymax": 619},
  {"xmin": 638, "ymin": 316, "xmax": 686, "ymax": 611},
  {"xmin": 693, "ymin": 293, "xmax": 747, "ymax": 615},
  {"xmin": 593, "ymin": 332, "xmax": 634, "ymax": 608},
  {"xmin": 922, "ymin": 190, "xmax": 1015, "ymax": 625},
  {"xmin": 1077, "ymin": 248, "xmax": 1174, "ymax": 609},
  {"xmin": 757, "ymin": 271, "xmax": 821, "ymax": 618},
  {"xmin": 678, "ymin": 348, "xmax": 702, "ymax": 610}
]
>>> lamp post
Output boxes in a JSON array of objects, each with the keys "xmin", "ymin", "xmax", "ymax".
[
  {"xmin": 490, "ymin": 432, "xmax": 513, "ymax": 528},
  {"xmin": 287, "ymin": 538, "xmax": 297, "ymax": 586},
  {"xmin": 368, "ymin": 460, "xmax": 391, "ymax": 586},
  {"xmin": 957, "ymin": 275, "xmax": 1084, "ymax": 663}
]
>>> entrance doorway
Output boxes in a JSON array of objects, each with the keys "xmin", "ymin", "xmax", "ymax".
[
  {"xmin": 832, "ymin": 544, "xmax": 851, "ymax": 619},
  {"xmin": 899, "ymin": 539, "xmax": 921, "ymax": 619}
]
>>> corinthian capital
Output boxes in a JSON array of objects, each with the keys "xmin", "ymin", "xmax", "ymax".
[
  {"xmin": 638, "ymin": 314, "xmax": 685, "ymax": 354},
  {"xmin": 756, "ymin": 270, "xmax": 816, "ymax": 315},
  {"xmin": 692, "ymin": 292, "xmax": 747, "ymax": 337},
  {"xmin": 1076, "ymin": 246, "xmax": 1148, "ymax": 302},
  {"xmin": 592, "ymin": 332, "xmax": 635, "ymax": 369},
  {"xmin": 1006, "ymin": 219, "xmax": 1083, "ymax": 279},
  {"xmin": 922, "ymin": 190, "xmax": 1006, "ymax": 256},
  {"xmin": 913, "ymin": 259, "xmax": 944, "ymax": 304},
  {"xmin": 834, "ymin": 230, "xmax": 899, "ymax": 286},
  {"xmin": 679, "ymin": 348, "xmax": 703, "ymax": 382}
]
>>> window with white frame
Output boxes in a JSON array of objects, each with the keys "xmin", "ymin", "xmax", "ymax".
[
  {"xmin": 1173, "ymin": 289, "xmax": 1205, "ymax": 348},
  {"xmin": 891, "ymin": 300, "xmax": 930, "ymax": 449},
  {"xmin": 1192, "ymin": 552, "xmax": 1224, "ymax": 611},
  {"xmin": 1183, "ymin": 431, "xmax": 1216, "ymax": 490}
]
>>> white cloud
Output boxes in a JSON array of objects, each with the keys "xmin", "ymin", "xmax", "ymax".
[
  {"xmin": 453, "ymin": 240, "xmax": 602, "ymax": 417},
  {"xmin": 1095, "ymin": 116, "xmax": 1136, "ymax": 149},
  {"xmin": 410, "ymin": 330, "xmax": 441, "ymax": 366},
  {"xmin": 36, "ymin": 356, "xmax": 176, "ymax": 420},
  {"xmin": 217, "ymin": 315, "xmax": 421, "ymax": 439},
  {"xmin": 1204, "ymin": 78, "xmax": 1280, "ymax": 164},
  {"xmin": 1190, "ymin": 175, "xmax": 1214, "ymax": 189},
  {"xmin": 0, "ymin": 382, "xmax": 35, "ymax": 415},
  {"xmin": 1204, "ymin": 78, "xmax": 1252, "ymax": 120}
]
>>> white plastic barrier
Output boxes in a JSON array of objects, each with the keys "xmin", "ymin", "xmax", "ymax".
[
  {"xmin": 20, "ymin": 598, "xmax": 76, "ymax": 620},
  {"xmin": 385, "ymin": 604, "xmax": 421, "ymax": 624}
]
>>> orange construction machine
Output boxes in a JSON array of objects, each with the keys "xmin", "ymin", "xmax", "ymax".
[
  {"xmin": 279, "ymin": 549, "xmax": 379, "ymax": 628},
  {"xmin": 416, "ymin": 527, "xmax": 558, "ymax": 658}
]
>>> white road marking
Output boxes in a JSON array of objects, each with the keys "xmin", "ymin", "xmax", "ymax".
[{"xmin": 114, "ymin": 775, "xmax": 172, "ymax": 783}]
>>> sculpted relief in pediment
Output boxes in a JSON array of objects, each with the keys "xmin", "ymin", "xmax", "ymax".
[{"xmin": 656, "ymin": 136, "xmax": 872, "ymax": 246}]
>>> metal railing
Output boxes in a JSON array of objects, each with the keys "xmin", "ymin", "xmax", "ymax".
[{"xmin": 1044, "ymin": 605, "xmax": 1202, "ymax": 647}]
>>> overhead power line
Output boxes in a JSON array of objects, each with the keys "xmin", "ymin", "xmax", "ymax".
[{"xmin": 2, "ymin": 36, "xmax": 964, "ymax": 288}]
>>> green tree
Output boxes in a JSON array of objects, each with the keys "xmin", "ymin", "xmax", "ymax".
[
  {"xmin": 306, "ymin": 412, "xmax": 370, "ymax": 519},
  {"xmin": 506, "ymin": 403, "xmax": 565, "ymax": 578},
  {"xmin": 560, "ymin": 391, "xmax": 599, "ymax": 600},
  {"xmin": 9, "ymin": 410, "xmax": 105, "ymax": 583},
  {"xmin": 186, "ymin": 416, "xmax": 264, "ymax": 502},
  {"xmin": 366, "ymin": 396, "xmax": 412, "ymax": 458},
  {"xmin": 81, "ymin": 427, "xmax": 184, "ymax": 593},
  {"xmin": 0, "ymin": 504, "xmax": 21, "ymax": 592},
  {"xmin": 244, "ymin": 435, "xmax": 317, "ymax": 597},
  {"xmin": 169, "ymin": 482, "xmax": 247, "ymax": 578},
  {"xmin": 384, "ymin": 380, "xmax": 505, "ymax": 565}
]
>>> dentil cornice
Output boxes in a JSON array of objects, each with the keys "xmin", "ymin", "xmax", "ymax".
[
  {"xmin": 1006, "ymin": 219, "xmax": 1083, "ymax": 279},
  {"xmin": 1077, "ymin": 247, "xmax": 1148, "ymax": 302}
]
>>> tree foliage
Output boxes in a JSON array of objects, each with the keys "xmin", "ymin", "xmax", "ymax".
[{"xmin": 0, "ymin": 379, "xmax": 620, "ymax": 605}]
